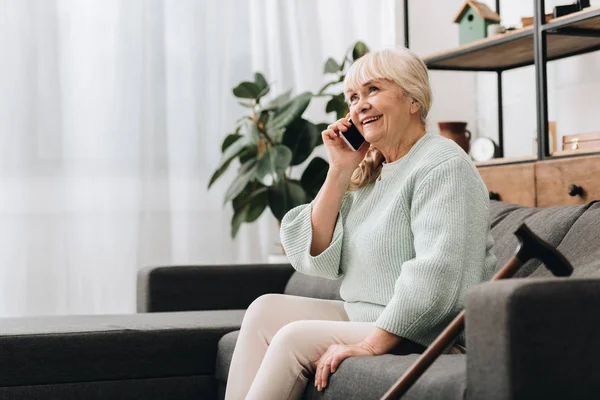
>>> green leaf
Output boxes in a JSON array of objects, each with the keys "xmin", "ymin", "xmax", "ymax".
[
  {"xmin": 220, "ymin": 134, "xmax": 248, "ymax": 162},
  {"xmin": 232, "ymin": 182, "xmax": 257, "ymax": 212},
  {"xmin": 325, "ymin": 93, "xmax": 348, "ymax": 119},
  {"xmin": 231, "ymin": 206, "xmax": 248, "ymax": 238},
  {"xmin": 266, "ymin": 92, "xmax": 312, "ymax": 134},
  {"xmin": 254, "ymin": 72, "xmax": 268, "ymax": 91},
  {"xmin": 318, "ymin": 75, "xmax": 345, "ymax": 95},
  {"xmin": 315, "ymin": 123, "xmax": 328, "ymax": 146},
  {"xmin": 256, "ymin": 145, "xmax": 293, "ymax": 186},
  {"xmin": 282, "ymin": 118, "xmax": 320, "ymax": 166},
  {"xmin": 256, "ymin": 86, "xmax": 270, "ymax": 100},
  {"xmin": 264, "ymin": 90, "xmax": 292, "ymax": 111},
  {"xmin": 244, "ymin": 188, "xmax": 268, "ymax": 222},
  {"xmin": 238, "ymin": 101, "xmax": 254, "ymax": 108},
  {"xmin": 267, "ymin": 180, "xmax": 308, "ymax": 221},
  {"xmin": 253, "ymin": 73, "xmax": 269, "ymax": 99},
  {"xmin": 235, "ymin": 116, "xmax": 251, "ymax": 129},
  {"xmin": 230, "ymin": 184, "xmax": 268, "ymax": 237},
  {"xmin": 265, "ymin": 125, "xmax": 286, "ymax": 144},
  {"xmin": 208, "ymin": 136, "xmax": 249, "ymax": 189},
  {"xmin": 223, "ymin": 159, "xmax": 259, "ymax": 204},
  {"xmin": 324, "ymin": 58, "xmax": 340, "ymax": 74},
  {"xmin": 245, "ymin": 119, "xmax": 262, "ymax": 144},
  {"xmin": 300, "ymin": 157, "xmax": 329, "ymax": 198},
  {"xmin": 232, "ymin": 81, "xmax": 262, "ymax": 99},
  {"xmin": 208, "ymin": 158, "xmax": 234, "ymax": 189},
  {"xmin": 238, "ymin": 146, "xmax": 258, "ymax": 164},
  {"xmin": 221, "ymin": 133, "xmax": 242, "ymax": 153},
  {"xmin": 352, "ymin": 41, "xmax": 370, "ymax": 60}
]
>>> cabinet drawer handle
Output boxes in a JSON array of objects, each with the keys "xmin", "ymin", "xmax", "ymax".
[
  {"xmin": 568, "ymin": 184, "xmax": 584, "ymax": 197},
  {"xmin": 489, "ymin": 191, "xmax": 501, "ymax": 201}
]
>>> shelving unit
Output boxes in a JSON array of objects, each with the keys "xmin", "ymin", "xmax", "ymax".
[
  {"xmin": 403, "ymin": 1, "xmax": 600, "ymax": 165},
  {"xmin": 424, "ymin": 7, "xmax": 600, "ymax": 71}
]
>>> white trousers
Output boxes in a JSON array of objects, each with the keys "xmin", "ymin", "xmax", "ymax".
[{"xmin": 224, "ymin": 294, "xmax": 377, "ymax": 400}]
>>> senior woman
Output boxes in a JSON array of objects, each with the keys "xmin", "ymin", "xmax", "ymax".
[{"xmin": 225, "ymin": 47, "xmax": 496, "ymax": 400}]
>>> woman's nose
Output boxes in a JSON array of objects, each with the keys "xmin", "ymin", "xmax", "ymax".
[{"xmin": 358, "ymin": 98, "xmax": 371, "ymax": 112}]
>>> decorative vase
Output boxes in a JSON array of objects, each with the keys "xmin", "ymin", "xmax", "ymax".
[{"xmin": 438, "ymin": 121, "xmax": 471, "ymax": 153}]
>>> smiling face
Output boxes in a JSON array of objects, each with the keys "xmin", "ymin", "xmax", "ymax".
[{"xmin": 346, "ymin": 79, "xmax": 418, "ymax": 147}]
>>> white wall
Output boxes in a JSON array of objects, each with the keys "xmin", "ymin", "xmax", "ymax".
[{"xmin": 401, "ymin": 0, "xmax": 478, "ymax": 135}]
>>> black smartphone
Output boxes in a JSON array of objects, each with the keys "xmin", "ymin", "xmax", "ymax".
[{"xmin": 340, "ymin": 119, "xmax": 366, "ymax": 151}]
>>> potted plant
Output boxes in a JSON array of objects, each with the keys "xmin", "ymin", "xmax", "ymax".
[
  {"xmin": 208, "ymin": 41, "xmax": 370, "ymax": 239},
  {"xmin": 208, "ymin": 73, "xmax": 329, "ymax": 238}
]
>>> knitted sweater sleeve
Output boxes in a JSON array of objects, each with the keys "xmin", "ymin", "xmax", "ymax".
[
  {"xmin": 279, "ymin": 198, "xmax": 347, "ymax": 280},
  {"xmin": 375, "ymin": 157, "xmax": 490, "ymax": 346}
]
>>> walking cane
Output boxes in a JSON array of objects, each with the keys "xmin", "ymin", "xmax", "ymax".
[{"xmin": 381, "ymin": 223, "xmax": 574, "ymax": 400}]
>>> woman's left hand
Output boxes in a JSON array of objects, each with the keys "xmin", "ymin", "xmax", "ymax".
[{"xmin": 314, "ymin": 342, "xmax": 376, "ymax": 392}]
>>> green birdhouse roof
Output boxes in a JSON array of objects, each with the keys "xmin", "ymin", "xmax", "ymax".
[{"xmin": 453, "ymin": 1, "xmax": 501, "ymax": 23}]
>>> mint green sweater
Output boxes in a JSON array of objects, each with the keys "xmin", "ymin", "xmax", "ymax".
[{"xmin": 280, "ymin": 133, "xmax": 497, "ymax": 347}]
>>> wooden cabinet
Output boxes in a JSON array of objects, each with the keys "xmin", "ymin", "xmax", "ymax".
[
  {"xmin": 478, "ymin": 163, "xmax": 537, "ymax": 207},
  {"xmin": 477, "ymin": 154, "xmax": 600, "ymax": 207},
  {"xmin": 535, "ymin": 155, "xmax": 600, "ymax": 207}
]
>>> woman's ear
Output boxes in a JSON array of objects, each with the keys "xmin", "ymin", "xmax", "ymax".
[{"xmin": 409, "ymin": 99, "xmax": 420, "ymax": 115}]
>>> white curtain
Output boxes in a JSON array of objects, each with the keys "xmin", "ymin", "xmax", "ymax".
[
  {"xmin": 0, "ymin": 0, "xmax": 397, "ymax": 317},
  {"xmin": 249, "ymin": 0, "xmax": 398, "ymax": 127}
]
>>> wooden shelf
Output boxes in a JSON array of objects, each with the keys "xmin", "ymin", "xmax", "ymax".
[
  {"xmin": 543, "ymin": 5, "xmax": 600, "ymax": 31},
  {"xmin": 551, "ymin": 148, "xmax": 600, "ymax": 158},
  {"xmin": 423, "ymin": 7, "xmax": 600, "ymax": 71},
  {"xmin": 474, "ymin": 155, "xmax": 537, "ymax": 167}
]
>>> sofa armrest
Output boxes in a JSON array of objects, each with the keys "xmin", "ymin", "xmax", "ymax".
[
  {"xmin": 137, "ymin": 264, "xmax": 295, "ymax": 312},
  {"xmin": 466, "ymin": 278, "xmax": 600, "ymax": 400}
]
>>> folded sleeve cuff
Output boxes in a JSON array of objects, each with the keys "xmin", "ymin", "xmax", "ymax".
[{"xmin": 280, "ymin": 203, "xmax": 344, "ymax": 280}]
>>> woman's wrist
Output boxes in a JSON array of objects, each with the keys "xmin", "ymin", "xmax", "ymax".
[
  {"xmin": 327, "ymin": 166, "xmax": 354, "ymax": 188},
  {"xmin": 359, "ymin": 328, "xmax": 403, "ymax": 356}
]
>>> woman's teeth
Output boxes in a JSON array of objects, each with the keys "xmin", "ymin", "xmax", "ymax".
[{"xmin": 363, "ymin": 116, "xmax": 381, "ymax": 125}]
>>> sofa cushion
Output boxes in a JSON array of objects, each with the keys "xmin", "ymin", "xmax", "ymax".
[
  {"xmin": 284, "ymin": 272, "xmax": 343, "ymax": 301},
  {"xmin": 489, "ymin": 200, "xmax": 592, "ymax": 277},
  {"xmin": 532, "ymin": 201, "xmax": 600, "ymax": 278},
  {"xmin": 0, "ymin": 310, "xmax": 244, "ymax": 387},
  {"xmin": 216, "ymin": 330, "xmax": 464, "ymax": 400},
  {"xmin": 303, "ymin": 354, "xmax": 465, "ymax": 400}
]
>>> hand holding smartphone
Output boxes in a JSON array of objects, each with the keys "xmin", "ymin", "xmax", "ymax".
[{"xmin": 340, "ymin": 119, "xmax": 366, "ymax": 151}]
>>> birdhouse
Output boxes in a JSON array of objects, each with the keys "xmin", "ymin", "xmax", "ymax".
[{"xmin": 453, "ymin": 1, "xmax": 501, "ymax": 45}]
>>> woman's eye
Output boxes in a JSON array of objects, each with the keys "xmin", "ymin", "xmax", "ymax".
[
  {"xmin": 369, "ymin": 86, "xmax": 379, "ymax": 93},
  {"xmin": 350, "ymin": 94, "xmax": 358, "ymax": 102}
]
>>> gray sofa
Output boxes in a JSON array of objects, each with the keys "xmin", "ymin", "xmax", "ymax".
[{"xmin": 1, "ymin": 200, "xmax": 599, "ymax": 400}]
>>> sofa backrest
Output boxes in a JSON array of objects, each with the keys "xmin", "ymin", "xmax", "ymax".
[
  {"xmin": 531, "ymin": 201, "xmax": 600, "ymax": 278},
  {"xmin": 488, "ymin": 200, "xmax": 594, "ymax": 277},
  {"xmin": 282, "ymin": 200, "xmax": 599, "ymax": 300},
  {"xmin": 284, "ymin": 272, "xmax": 343, "ymax": 300}
]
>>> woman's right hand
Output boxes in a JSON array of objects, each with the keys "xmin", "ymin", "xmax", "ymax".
[{"xmin": 322, "ymin": 114, "xmax": 369, "ymax": 173}]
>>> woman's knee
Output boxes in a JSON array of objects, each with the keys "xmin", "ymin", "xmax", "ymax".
[
  {"xmin": 269, "ymin": 320, "xmax": 320, "ymax": 353},
  {"xmin": 244, "ymin": 293, "xmax": 287, "ymax": 323},
  {"xmin": 247, "ymin": 293, "xmax": 285, "ymax": 311}
]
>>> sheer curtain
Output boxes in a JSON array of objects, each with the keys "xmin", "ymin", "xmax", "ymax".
[
  {"xmin": 249, "ymin": 0, "xmax": 398, "ymax": 129},
  {"xmin": 0, "ymin": 0, "xmax": 263, "ymax": 317},
  {"xmin": 0, "ymin": 0, "xmax": 398, "ymax": 317}
]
